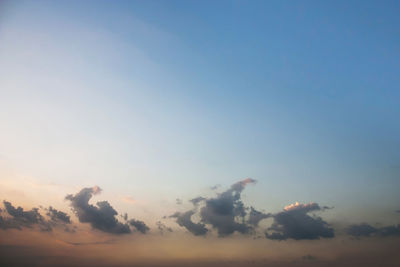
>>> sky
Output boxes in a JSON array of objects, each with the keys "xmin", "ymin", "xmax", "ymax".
[{"xmin": 0, "ymin": 0, "xmax": 399, "ymax": 266}]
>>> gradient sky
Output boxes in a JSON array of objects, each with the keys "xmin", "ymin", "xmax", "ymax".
[{"xmin": 0, "ymin": 1, "xmax": 399, "ymax": 266}]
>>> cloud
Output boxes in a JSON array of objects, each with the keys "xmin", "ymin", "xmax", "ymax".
[
  {"xmin": 190, "ymin": 197, "xmax": 206, "ymax": 206},
  {"xmin": 247, "ymin": 207, "xmax": 271, "ymax": 227},
  {"xmin": 380, "ymin": 225, "xmax": 400, "ymax": 236},
  {"xmin": 171, "ymin": 178, "xmax": 257, "ymax": 237},
  {"xmin": 265, "ymin": 202, "xmax": 334, "ymax": 240},
  {"xmin": 129, "ymin": 219, "xmax": 150, "ymax": 234},
  {"xmin": 198, "ymin": 178, "xmax": 256, "ymax": 236},
  {"xmin": 171, "ymin": 181, "xmax": 337, "ymax": 241},
  {"xmin": 156, "ymin": 221, "xmax": 173, "ymax": 235},
  {"xmin": 347, "ymin": 223, "xmax": 400, "ymax": 237},
  {"xmin": 0, "ymin": 216, "xmax": 20, "ymax": 230},
  {"xmin": 176, "ymin": 198, "xmax": 182, "ymax": 205},
  {"xmin": 3, "ymin": 201, "xmax": 42, "ymax": 225},
  {"xmin": 65, "ymin": 186, "xmax": 131, "ymax": 234},
  {"xmin": 283, "ymin": 202, "xmax": 320, "ymax": 212},
  {"xmin": 0, "ymin": 201, "xmax": 52, "ymax": 231},
  {"xmin": 210, "ymin": 184, "xmax": 220, "ymax": 190},
  {"xmin": 230, "ymin": 178, "xmax": 256, "ymax": 192},
  {"xmin": 46, "ymin": 206, "xmax": 71, "ymax": 224},
  {"xmin": 170, "ymin": 210, "xmax": 208, "ymax": 236},
  {"xmin": 346, "ymin": 223, "xmax": 379, "ymax": 237}
]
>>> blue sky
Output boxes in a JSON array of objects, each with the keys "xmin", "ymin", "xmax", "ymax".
[{"xmin": 0, "ymin": 0, "xmax": 399, "ymax": 225}]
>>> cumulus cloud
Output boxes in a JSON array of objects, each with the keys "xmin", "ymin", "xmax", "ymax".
[
  {"xmin": 170, "ymin": 210, "xmax": 208, "ymax": 236},
  {"xmin": 0, "ymin": 201, "xmax": 52, "ymax": 231},
  {"xmin": 170, "ymin": 181, "xmax": 338, "ymax": 240},
  {"xmin": 248, "ymin": 207, "xmax": 271, "ymax": 227},
  {"xmin": 65, "ymin": 186, "xmax": 131, "ymax": 234},
  {"xmin": 171, "ymin": 178, "xmax": 257, "ymax": 237},
  {"xmin": 46, "ymin": 206, "xmax": 71, "ymax": 224},
  {"xmin": 129, "ymin": 219, "xmax": 150, "ymax": 234},
  {"xmin": 265, "ymin": 202, "xmax": 334, "ymax": 240},
  {"xmin": 347, "ymin": 223, "xmax": 400, "ymax": 237},
  {"xmin": 3, "ymin": 201, "xmax": 42, "ymax": 225},
  {"xmin": 199, "ymin": 178, "xmax": 256, "ymax": 236}
]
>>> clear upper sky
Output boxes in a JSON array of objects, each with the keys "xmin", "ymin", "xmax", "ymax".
[{"xmin": 0, "ymin": 0, "xmax": 399, "ymax": 223}]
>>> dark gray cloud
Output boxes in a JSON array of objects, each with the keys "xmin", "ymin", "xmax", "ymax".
[
  {"xmin": 0, "ymin": 201, "xmax": 52, "ymax": 231},
  {"xmin": 248, "ymin": 207, "xmax": 271, "ymax": 227},
  {"xmin": 46, "ymin": 206, "xmax": 71, "ymax": 224},
  {"xmin": 171, "ymin": 179, "xmax": 260, "ymax": 237},
  {"xmin": 65, "ymin": 186, "xmax": 131, "ymax": 234},
  {"xmin": 265, "ymin": 202, "xmax": 334, "ymax": 240},
  {"xmin": 170, "ymin": 181, "xmax": 338, "ymax": 240},
  {"xmin": 347, "ymin": 223, "xmax": 400, "ymax": 237},
  {"xmin": 170, "ymin": 210, "xmax": 208, "ymax": 236},
  {"xmin": 129, "ymin": 219, "xmax": 150, "ymax": 234},
  {"xmin": 3, "ymin": 201, "xmax": 42, "ymax": 225},
  {"xmin": 199, "ymin": 178, "xmax": 256, "ymax": 236}
]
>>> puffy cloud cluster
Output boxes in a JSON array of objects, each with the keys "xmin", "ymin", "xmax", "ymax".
[
  {"xmin": 199, "ymin": 179, "xmax": 256, "ymax": 236},
  {"xmin": 171, "ymin": 178, "xmax": 269, "ymax": 237},
  {"xmin": 0, "ymin": 186, "xmax": 150, "ymax": 236},
  {"xmin": 2, "ymin": 182, "xmax": 400, "ymax": 243},
  {"xmin": 65, "ymin": 186, "xmax": 149, "ymax": 235},
  {"xmin": 265, "ymin": 202, "xmax": 334, "ymax": 240},
  {"xmin": 0, "ymin": 201, "xmax": 53, "ymax": 231},
  {"xmin": 170, "ymin": 210, "xmax": 208, "ymax": 236},
  {"xmin": 170, "ymin": 180, "xmax": 335, "ymax": 240}
]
